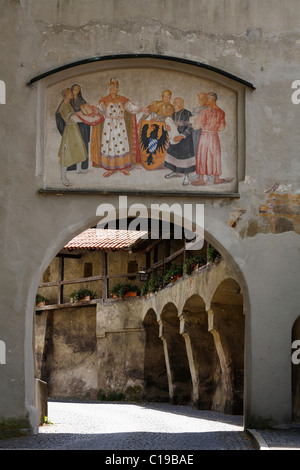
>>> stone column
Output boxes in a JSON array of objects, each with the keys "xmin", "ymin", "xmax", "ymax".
[
  {"xmin": 179, "ymin": 314, "xmax": 200, "ymax": 407},
  {"xmin": 159, "ymin": 320, "xmax": 175, "ymax": 403},
  {"xmin": 207, "ymin": 308, "xmax": 234, "ymax": 413},
  {"xmin": 159, "ymin": 317, "xmax": 192, "ymax": 405},
  {"xmin": 179, "ymin": 309, "xmax": 217, "ymax": 410}
]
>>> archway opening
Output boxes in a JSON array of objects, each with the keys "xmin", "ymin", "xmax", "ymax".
[
  {"xmin": 182, "ymin": 294, "xmax": 219, "ymax": 410},
  {"xmin": 160, "ymin": 302, "xmax": 193, "ymax": 405},
  {"xmin": 34, "ymin": 219, "xmax": 192, "ymax": 415},
  {"xmin": 32, "ymin": 215, "xmax": 249, "ymax": 427},
  {"xmin": 143, "ymin": 308, "xmax": 169, "ymax": 402},
  {"xmin": 35, "ymin": 224, "xmax": 151, "ymax": 406},
  {"xmin": 211, "ymin": 278, "xmax": 245, "ymax": 414}
]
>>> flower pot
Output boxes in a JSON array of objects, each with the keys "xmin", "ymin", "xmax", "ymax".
[
  {"xmin": 125, "ymin": 291, "xmax": 137, "ymax": 298},
  {"xmin": 79, "ymin": 295, "xmax": 90, "ymax": 302},
  {"xmin": 36, "ymin": 301, "xmax": 45, "ymax": 307},
  {"xmin": 171, "ymin": 275, "xmax": 182, "ymax": 283}
]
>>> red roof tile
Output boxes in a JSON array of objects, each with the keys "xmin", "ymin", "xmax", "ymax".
[{"xmin": 64, "ymin": 228, "xmax": 149, "ymax": 251}]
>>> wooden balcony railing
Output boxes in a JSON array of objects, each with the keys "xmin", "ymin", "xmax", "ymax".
[{"xmin": 35, "ymin": 244, "xmax": 188, "ymax": 311}]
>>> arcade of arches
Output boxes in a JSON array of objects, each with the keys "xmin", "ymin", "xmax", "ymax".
[{"xmin": 142, "ymin": 265, "xmax": 244, "ymax": 414}]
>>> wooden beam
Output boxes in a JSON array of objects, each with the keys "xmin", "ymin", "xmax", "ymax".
[
  {"xmin": 62, "ymin": 275, "xmax": 103, "ymax": 285},
  {"xmin": 57, "ymin": 256, "xmax": 64, "ymax": 305},
  {"xmin": 35, "ymin": 298, "xmax": 103, "ymax": 311},
  {"xmin": 35, "ymin": 295, "xmax": 140, "ymax": 312},
  {"xmin": 39, "ymin": 281, "xmax": 60, "ymax": 288},
  {"xmin": 106, "ymin": 272, "xmax": 138, "ymax": 279},
  {"xmin": 102, "ymin": 251, "xmax": 108, "ymax": 300},
  {"xmin": 56, "ymin": 253, "xmax": 82, "ymax": 259},
  {"xmin": 151, "ymin": 246, "xmax": 185, "ymax": 270},
  {"xmin": 163, "ymin": 239, "xmax": 171, "ymax": 276},
  {"xmin": 38, "ymin": 271, "xmax": 140, "ymax": 289}
]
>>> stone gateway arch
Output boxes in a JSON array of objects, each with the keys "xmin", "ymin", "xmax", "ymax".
[{"xmin": 0, "ymin": 1, "xmax": 299, "ymax": 437}]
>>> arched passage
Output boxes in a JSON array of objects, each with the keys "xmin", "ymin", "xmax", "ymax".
[
  {"xmin": 182, "ymin": 295, "xmax": 220, "ymax": 410},
  {"xmin": 26, "ymin": 207, "xmax": 251, "ymax": 432},
  {"xmin": 292, "ymin": 316, "xmax": 300, "ymax": 422},
  {"xmin": 160, "ymin": 302, "xmax": 193, "ymax": 405},
  {"xmin": 181, "ymin": 294, "xmax": 219, "ymax": 409},
  {"xmin": 210, "ymin": 278, "xmax": 245, "ymax": 414},
  {"xmin": 143, "ymin": 308, "xmax": 168, "ymax": 402},
  {"xmin": 35, "ymin": 224, "xmax": 151, "ymax": 403},
  {"xmin": 34, "ymin": 218, "xmax": 249, "ymax": 414}
]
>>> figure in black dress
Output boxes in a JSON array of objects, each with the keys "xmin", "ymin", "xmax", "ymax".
[{"xmin": 164, "ymin": 97, "xmax": 196, "ymax": 186}]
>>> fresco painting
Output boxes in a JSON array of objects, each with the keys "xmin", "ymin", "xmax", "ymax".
[{"xmin": 46, "ymin": 68, "xmax": 237, "ymax": 193}]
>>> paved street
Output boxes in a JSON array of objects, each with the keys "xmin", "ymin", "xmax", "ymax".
[{"xmin": 0, "ymin": 400, "xmax": 254, "ymax": 450}]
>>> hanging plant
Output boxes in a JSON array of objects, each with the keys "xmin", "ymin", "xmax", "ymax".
[
  {"xmin": 183, "ymin": 255, "xmax": 206, "ymax": 275},
  {"xmin": 148, "ymin": 274, "xmax": 164, "ymax": 293},
  {"xmin": 141, "ymin": 280, "xmax": 150, "ymax": 297},
  {"xmin": 207, "ymin": 247, "xmax": 220, "ymax": 263},
  {"xmin": 164, "ymin": 264, "xmax": 183, "ymax": 285}
]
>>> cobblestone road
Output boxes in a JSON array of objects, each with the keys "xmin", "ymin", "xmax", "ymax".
[
  {"xmin": 0, "ymin": 400, "xmax": 254, "ymax": 450},
  {"xmin": 258, "ymin": 427, "xmax": 300, "ymax": 450}
]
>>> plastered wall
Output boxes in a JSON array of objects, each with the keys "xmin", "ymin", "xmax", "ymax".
[{"xmin": 0, "ymin": 0, "xmax": 299, "ymax": 433}]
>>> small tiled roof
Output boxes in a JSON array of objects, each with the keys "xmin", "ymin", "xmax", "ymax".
[{"xmin": 64, "ymin": 228, "xmax": 149, "ymax": 252}]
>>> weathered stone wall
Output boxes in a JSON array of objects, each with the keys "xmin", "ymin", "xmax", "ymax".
[
  {"xmin": 0, "ymin": 0, "xmax": 299, "ymax": 432},
  {"xmin": 97, "ymin": 298, "xmax": 146, "ymax": 401},
  {"xmin": 36, "ymin": 306, "xmax": 98, "ymax": 399}
]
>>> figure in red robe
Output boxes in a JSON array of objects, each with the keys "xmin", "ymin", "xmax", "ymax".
[{"xmin": 191, "ymin": 92, "xmax": 226, "ymax": 186}]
